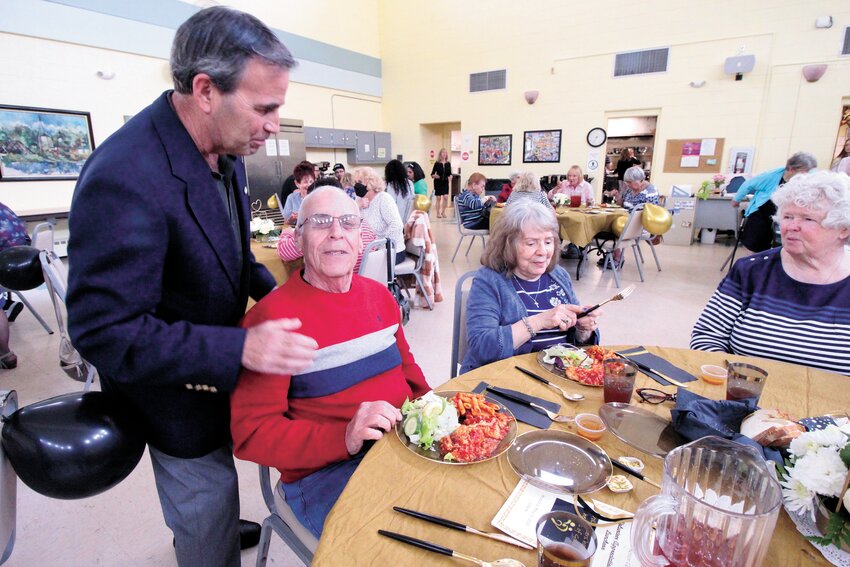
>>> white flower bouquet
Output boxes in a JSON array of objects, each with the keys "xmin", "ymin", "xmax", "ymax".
[
  {"xmin": 779, "ymin": 422, "xmax": 850, "ymax": 549},
  {"xmin": 249, "ymin": 217, "xmax": 280, "ymax": 240},
  {"xmin": 551, "ymin": 193, "xmax": 570, "ymax": 207}
]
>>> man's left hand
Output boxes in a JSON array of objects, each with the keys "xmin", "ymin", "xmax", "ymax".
[{"xmin": 344, "ymin": 401, "xmax": 401, "ymax": 455}]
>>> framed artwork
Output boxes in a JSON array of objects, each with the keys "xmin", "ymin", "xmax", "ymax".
[
  {"xmin": 478, "ymin": 134, "xmax": 512, "ymax": 165},
  {"xmin": 727, "ymin": 146, "xmax": 755, "ymax": 175},
  {"xmin": 523, "ymin": 129, "xmax": 561, "ymax": 163},
  {"xmin": 0, "ymin": 105, "xmax": 95, "ymax": 181}
]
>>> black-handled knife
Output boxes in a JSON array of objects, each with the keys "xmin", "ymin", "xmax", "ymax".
[
  {"xmin": 485, "ymin": 386, "xmax": 572, "ymax": 423},
  {"xmin": 514, "ymin": 365, "xmax": 551, "ymax": 385},
  {"xmin": 378, "ymin": 529, "xmax": 454, "ymax": 557},
  {"xmin": 392, "ymin": 507, "xmax": 532, "ymax": 548}
]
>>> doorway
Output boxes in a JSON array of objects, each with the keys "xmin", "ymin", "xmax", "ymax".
[{"xmin": 604, "ymin": 115, "xmax": 658, "ymax": 196}]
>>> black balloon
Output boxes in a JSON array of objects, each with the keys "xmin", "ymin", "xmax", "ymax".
[
  {"xmin": 0, "ymin": 246, "xmax": 44, "ymax": 291},
  {"xmin": 1, "ymin": 392, "xmax": 145, "ymax": 499}
]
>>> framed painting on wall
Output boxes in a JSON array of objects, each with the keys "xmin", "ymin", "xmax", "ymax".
[
  {"xmin": 0, "ymin": 105, "xmax": 95, "ymax": 181},
  {"xmin": 727, "ymin": 146, "xmax": 755, "ymax": 175},
  {"xmin": 523, "ymin": 129, "xmax": 561, "ymax": 163},
  {"xmin": 478, "ymin": 134, "xmax": 512, "ymax": 165}
]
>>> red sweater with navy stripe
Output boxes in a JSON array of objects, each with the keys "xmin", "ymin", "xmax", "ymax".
[{"xmin": 231, "ymin": 272, "xmax": 429, "ymax": 483}]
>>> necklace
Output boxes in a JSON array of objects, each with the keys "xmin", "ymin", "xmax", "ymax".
[{"xmin": 513, "ymin": 275, "xmax": 543, "ymax": 308}]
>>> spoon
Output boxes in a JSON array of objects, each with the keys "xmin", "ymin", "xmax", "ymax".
[
  {"xmin": 378, "ymin": 529, "xmax": 526, "ymax": 567},
  {"xmin": 486, "ymin": 386, "xmax": 574, "ymax": 423},
  {"xmin": 514, "ymin": 366, "xmax": 584, "ymax": 402}
]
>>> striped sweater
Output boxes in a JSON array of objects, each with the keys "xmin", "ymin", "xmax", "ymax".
[
  {"xmin": 231, "ymin": 272, "xmax": 429, "ymax": 483},
  {"xmin": 690, "ymin": 248, "xmax": 850, "ymax": 376}
]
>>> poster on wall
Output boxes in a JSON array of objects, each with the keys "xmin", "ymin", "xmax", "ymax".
[
  {"xmin": 478, "ymin": 134, "xmax": 512, "ymax": 165},
  {"xmin": 727, "ymin": 146, "xmax": 755, "ymax": 175},
  {"xmin": 0, "ymin": 105, "xmax": 95, "ymax": 181},
  {"xmin": 523, "ymin": 129, "xmax": 561, "ymax": 163}
]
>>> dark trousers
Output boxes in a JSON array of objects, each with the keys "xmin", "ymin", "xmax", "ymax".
[{"xmin": 740, "ymin": 201, "xmax": 777, "ymax": 252}]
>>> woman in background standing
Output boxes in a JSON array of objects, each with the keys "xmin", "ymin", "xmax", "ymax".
[
  {"xmin": 385, "ymin": 159, "xmax": 414, "ymax": 223},
  {"xmin": 431, "ymin": 148, "xmax": 452, "ymax": 218},
  {"xmin": 406, "ymin": 162, "xmax": 428, "ymax": 196},
  {"xmin": 832, "ymin": 138, "xmax": 850, "ymax": 176}
]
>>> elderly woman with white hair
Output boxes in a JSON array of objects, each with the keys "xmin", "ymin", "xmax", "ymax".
[
  {"xmin": 461, "ymin": 201, "xmax": 601, "ymax": 373},
  {"xmin": 618, "ymin": 165, "xmax": 659, "ymax": 209},
  {"xmin": 505, "ymin": 172, "xmax": 554, "ymax": 210},
  {"xmin": 497, "ymin": 171, "xmax": 521, "ymax": 203},
  {"xmin": 691, "ymin": 170, "xmax": 850, "ymax": 375}
]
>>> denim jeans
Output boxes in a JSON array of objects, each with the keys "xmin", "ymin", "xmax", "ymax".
[{"xmin": 281, "ymin": 451, "xmax": 366, "ymax": 539}]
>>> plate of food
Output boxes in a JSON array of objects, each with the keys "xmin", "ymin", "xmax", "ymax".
[
  {"xmin": 537, "ymin": 344, "xmax": 619, "ymax": 387},
  {"xmin": 396, "ymin": 390, "xmax": 517, "ymax": 465}
]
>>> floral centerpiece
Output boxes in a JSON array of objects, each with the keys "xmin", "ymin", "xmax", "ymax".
[
  {"xmin": 551, "ymin": 193, "xmax": 570, "ymax": 207},
  {"xmin": 779, "ymin": 422, "xmax": 850, "ymax": 550},
  {"xmin": 712, "ymin": 173, "xmax": 726, "ymax": 189},
  {"xmin": 249, "ymin": 217, "xmax": 280, "ymax": 241}
]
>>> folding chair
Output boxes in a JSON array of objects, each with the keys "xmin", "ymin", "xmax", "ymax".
[
  {"xmin": 255, "ymin": 465, "xmax": 317, "ymax": 567},
  {"xmin": 599, "ymin": 208, "xmax": 647, "ymax": 288},
  {"xmin": 394, "ymin": 241, "xmax": 433, "ymax": 310},
  {"xmin": 449, "ymin": 271, "xmax": 477, "ymax": 378},
  {"xmin": 39, "ymin": 251, "xmax": 97, "ymax": 391},
  {"xmin": 0, "ymin": 389, "xmax": 18, "ymax": 565},
  {"xmin": 357, "ymin": 238, "xmax": 389, "ymax": 284},
  {"xmin": 451, "ymin": 200, "xmax": 488, "ymax": 262}
]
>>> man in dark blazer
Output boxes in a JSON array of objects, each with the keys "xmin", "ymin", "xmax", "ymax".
[{"xmin": 66, "ymin": 7, "xmax": 318, "ymax": 566}]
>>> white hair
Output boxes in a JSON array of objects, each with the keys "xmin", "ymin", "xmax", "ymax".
[{"xmin": 771, "ymin": 170, "xmax": 850, "ymax": 231}]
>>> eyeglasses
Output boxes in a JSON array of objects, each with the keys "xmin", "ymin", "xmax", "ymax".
[
  {"xmin": 298, "ymin": 214, "xmax": 361, "ymax": 231},
  {"xmin": 636, "ymin": 388, "xmax": 677, "ymax": 404}
]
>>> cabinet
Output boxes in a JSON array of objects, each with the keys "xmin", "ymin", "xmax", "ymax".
[
  {"xmin": 351, "ymin": 132, "xmax": 375, "ymax": 163},
  {"xmin": 303, "ymin": 126, "xmax": 391, "ymax": 163}
]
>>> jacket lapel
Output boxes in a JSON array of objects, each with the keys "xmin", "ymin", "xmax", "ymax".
[{"xmin": 149, "ymin": 93, "xmax": 240, "ymax": 293}]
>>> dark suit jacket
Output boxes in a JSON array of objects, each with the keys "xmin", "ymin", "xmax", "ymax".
[{"xmin": 67, "ymin": 92, "xmax": 276, "ymax": 458}]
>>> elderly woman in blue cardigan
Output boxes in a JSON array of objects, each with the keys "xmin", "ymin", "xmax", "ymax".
[{"xmin": 460, "ymin": 201, "xmax": 602, "ymax": 374}]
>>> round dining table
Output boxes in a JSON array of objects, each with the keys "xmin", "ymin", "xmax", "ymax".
[{"xmin": 311, "ymin": 347, "xmax": 847, "ymax": 567}]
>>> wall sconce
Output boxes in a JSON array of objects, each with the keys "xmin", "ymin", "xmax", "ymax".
[
  {"xmin": 524, "ymin": 90, "xmax": 539, "ymax": 105},
  {"xmin": 802, "ymin": 64, "xmax": 827, "ymax": 82},
  {"xmin": 689, "ymin": 80, "xmax": 706, "ymax": 88},
  {"xmin": 96, "ymin": 70, "xmax": 116, "ymax": 80}
]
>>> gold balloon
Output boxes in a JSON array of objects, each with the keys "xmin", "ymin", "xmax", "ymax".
[
  {"xmin": 414, "ymin": 194, "xmax": 432, "ymax": 212},
  {"xmin": 611, "ymin": 214, "xmax": 628, "ymax": 236},
  {"xmin": 266, "ymin": 194, "xmax": 280, "ymax": 210},
  {"xmin": 641, "ymin": 202, "xmax": 673, "ymax": 235}
]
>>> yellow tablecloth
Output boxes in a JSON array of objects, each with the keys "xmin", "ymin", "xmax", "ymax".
[
  {"xmin": 489, "ymin": 205, "xmax": 628, "ymax": 247},
  {"xmin": 249, "ymin": 229, "xmax": 302, "ymax": 287},
  {"xmin": 312, "ymin": 347, "xmax": 846, "ymax": 567}
]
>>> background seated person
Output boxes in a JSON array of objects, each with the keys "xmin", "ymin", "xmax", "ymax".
[
  {"xmin": 618, "ymin": 166, "xmax": 658, "ymax": 209},
  {"xmin": 691, "ymin": 170, "xmax": 850, "ymax": 376},
  {"xmin": 731, "ymin": 151, "xmax": 817, "ymax": 253},
  {"xmin": 281, "ymin": 159, "xmax": 313, "ymax": 206},
  {"xmin": 406, "ymin": 161, "xmax": 429, "ymax": 196},
  {"xmin": 497, "ymin": 171, "xmax": 521, "ymax": 203},
  {"xmin": 353, "ymin": 167, "xmax": 406, "ymax": 264},
  {"xmin": 548, "ymin": 165, "xmax": 594, "ymax": 205},
  {"xmin": 505, "ymin": 172, "xmax": 554, "ymax": 210},
  {"xmin": 461, "ymin": 201, "xmax": 601, "ymax": 374},
  {"xmin": 282, "ymin": 161, "xmax": 316, "ymax": 226},
  {"xmin": 457, "ymin": 172, "xmax": 495, "ymax": 230},
  {"xmin": 277, "ymin": 177, "xmax": 377, "ymax": 273},
  {"xmin": 231, "ymin": 187, "xmax": 430, "ymax": 539}
]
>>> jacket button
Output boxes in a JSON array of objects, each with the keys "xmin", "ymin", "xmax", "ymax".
[
  {"xmin": 209, "ymin": 386, "xmax": 218, "ymax": 393},
  {"xmin": 185, "ymin": 384, "xmax": 193, "ymax": 390}
]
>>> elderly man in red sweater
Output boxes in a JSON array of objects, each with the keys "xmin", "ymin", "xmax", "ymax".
[{"xmin": 231, "ymin": 186, "xmax": 430, "ymax": 540}]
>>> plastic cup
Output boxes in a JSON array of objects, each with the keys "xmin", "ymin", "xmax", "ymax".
[
  {"xmin": 700, "ymin": 364, "xmax": 727, "ymax": 385},
  {"xmin": 536, "ymin": 511, "xmax": 597, "ymax": 567},
  {"xmin": 726, "ymin": 362, "xmax": 768, "ymax": 402},
  {"xmin": 574, "ymin": 413, "xmax": 606, "ymax": 441},
  {"xmin": 603, "ymin": 358, "xmax": 638, "ymax": 403}
]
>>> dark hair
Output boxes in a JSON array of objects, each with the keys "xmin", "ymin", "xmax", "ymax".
[
  {"xmin": 314, "ymin": 176, "xmax": 342, "ymax": 189},
  {"xmin": 170, "ymin": 6, "xmax": 296, "ymax": 94},
  {"xmin": 385, "ymin": 159, "xmax": 409, "ymax": 199},
  {"xmin": 293, "ymin": 161, "xmax": 315, "ymax": 183},
  {"xmin": 406, "ymin": 161, "xmax": 426, "ymax": 182}
]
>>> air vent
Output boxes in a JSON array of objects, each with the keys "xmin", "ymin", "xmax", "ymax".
[
  {"xmin": 614, "ymin": 48, "xmax": 669, "ymax": 77},
  {"xmin": 469, "ymin": 69, "xmax": 507, "ymax": 92},
  {"xmin": 843, "ymin": 27, "xmax": 850, "ymax": 55}
]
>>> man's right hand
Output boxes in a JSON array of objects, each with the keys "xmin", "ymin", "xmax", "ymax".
[
  {"xmin": 344, "ymin": 401, "xmax": 401, "ymax": 455},
  {"xmin": 241, "ymin": 318, "xmax": 318, "ymax": 375}
]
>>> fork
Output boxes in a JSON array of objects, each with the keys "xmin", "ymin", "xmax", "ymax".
[{"xmin": 577, "ymin": 285, "xmax": 635, "ymax": 319}]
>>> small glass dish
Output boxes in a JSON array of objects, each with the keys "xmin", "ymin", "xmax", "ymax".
[
  {"xmin": 575, "ymin": 413, "xmax": 606, "ymax": 441},
  {"xmin": 700, "ymin": 364, "xmax": 727, "ymax": 385}
]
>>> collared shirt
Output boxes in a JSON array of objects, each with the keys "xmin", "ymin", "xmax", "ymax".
[{"xmin": 622, "ymin": 183, "xmax": 659, "ymax": 209}]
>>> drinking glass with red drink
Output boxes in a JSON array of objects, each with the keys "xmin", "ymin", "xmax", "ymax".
[
  {"xmin": 569, "ymin": 195, "xmax": 582, "ymax": 208},
  {"xmin": 725, "ymin": 362, "xmax": 767, "ymax": 403},
  {"xmin": 603, "ymin": 358, "xmax": 638, "ymax": 404},
  {"xmin": 536, "ymin": 511, "xmax": 597, "ymax": 567}
]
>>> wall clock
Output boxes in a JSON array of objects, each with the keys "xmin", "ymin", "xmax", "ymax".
[{"xmin": 586, "ymin": 127, "xmax": 607, "ymax": 148}]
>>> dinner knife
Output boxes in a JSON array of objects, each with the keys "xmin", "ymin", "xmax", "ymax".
[
  {"xmin": 392, "ymin": 506, "xmax": 532, "ymax": 549},
  {"xmin": 485, "ymin": 386, "xmax": 572, "ymax": 423},
  {"xmin": 615, "ymin": 352, "xmax": 691, "ymax": 389}
]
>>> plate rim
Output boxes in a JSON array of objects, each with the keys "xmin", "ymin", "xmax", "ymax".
[
  {"xmin": 598, "ymin": 402, "xmax": 684, "ymax": 458},
  {"xmin": 507, "ymin": 429, "xmax": 612, "ymax": 494},
  {"xmin": 395, "ymin": 390, "xmax": 518, "ymax": 465}
]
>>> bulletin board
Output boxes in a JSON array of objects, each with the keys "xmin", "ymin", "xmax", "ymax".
[{"xmin": 662, "ymin": 138, "xmax": 725, "ymax": 173}]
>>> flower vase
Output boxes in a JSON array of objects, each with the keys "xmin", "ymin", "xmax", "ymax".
[{"xmin": 815, "ymin": 499, "xmax": 850, "ymax": 553}]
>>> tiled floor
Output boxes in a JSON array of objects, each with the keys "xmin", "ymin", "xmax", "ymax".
[{"xmin": 0, "ymin": 212, "xmax": 738, "ymax": 566}]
